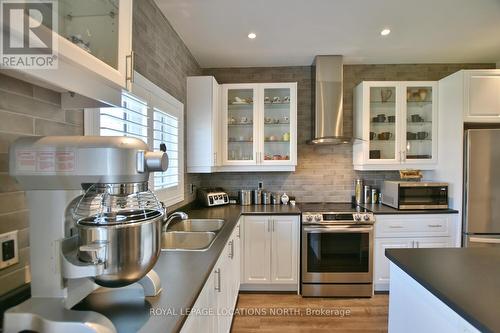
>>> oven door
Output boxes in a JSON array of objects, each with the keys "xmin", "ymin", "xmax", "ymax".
[{"xmin": 302, "ymin": 225, "xmax": 373, "ymax": 283}]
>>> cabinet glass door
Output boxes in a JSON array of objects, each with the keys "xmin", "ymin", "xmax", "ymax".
[
  {"xmin": 226, "ymin": 88, "xmax": 256, "ymax": 163},
  {"xmin": 58, "ymin": 0, "xmax": 120, "ymax": 69},
  {"xmin": 262, "ymin": 87, "xmax": 292, "ymax": 162},
  {"xmin": 404, "ymin": 85, "xmax": 434, "ymax": 160},
  {"xmin": 368, "ymin": 86, "xmax": 398, "ymax": 160}
]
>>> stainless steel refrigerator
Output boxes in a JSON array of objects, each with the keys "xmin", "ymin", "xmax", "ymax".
[{"xmin": 463, "ymin": 129, "xmax": 500, "ymax": 247}]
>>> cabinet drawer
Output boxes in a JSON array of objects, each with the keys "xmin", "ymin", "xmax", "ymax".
[{"xmin": 375, "ymin": 215, "xmax": 451, "ymax": 238}]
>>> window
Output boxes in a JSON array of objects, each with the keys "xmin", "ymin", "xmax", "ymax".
[
  {"xmin": 84, "ymin": 72, "xmax": 184, "ymax": 207},
  {"xmin": 99, "ymin": 93, "xmax": 149, "ymax": 141}
]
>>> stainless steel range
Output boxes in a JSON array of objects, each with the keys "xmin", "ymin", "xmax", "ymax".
[{"xmin": 300, "ymin": 203, "xmax": 375, "ymax": 297}]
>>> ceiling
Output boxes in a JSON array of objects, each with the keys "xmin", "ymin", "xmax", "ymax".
[{"xmin": 154, "ymin": 0, "xmax": 500, "ymax": 68}]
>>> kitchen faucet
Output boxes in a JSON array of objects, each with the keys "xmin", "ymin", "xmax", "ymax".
[{"xmin": 163, "ymin": 211, "xmax": 188, "ymax": 231}]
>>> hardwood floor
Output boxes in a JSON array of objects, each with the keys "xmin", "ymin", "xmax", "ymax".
[{"xmin": 231, "ymin": 293, "xmax": 389, "ymax": 333}]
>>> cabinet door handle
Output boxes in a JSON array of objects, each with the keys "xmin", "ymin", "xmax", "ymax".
[
  {"xmin": 237, "ymin": 225, "xmax": 241, "ymax": 238},
  {"xmin": 415, "ymin": 241, "xmax": 419, "ymax": 248},
  {"xmin": 228, "ymin": 240, "xmax": 234, "ymax": 259},
  {"xmin": 272, "ymin": 219, "xmax": 275, "ymax": 232},
  {"xmin": 267, "ymin": 219, "xmax": 270, "ymax": 232},
  {"xmin": 214, "ymin": 269, "xmax": 221, "ymax": 292},
  {"xmin": 125, "ymin": 51, "xmax": 135, "ymax": 85},
  {"xmin": 427, "ymin": 224, "xmax": 442, "ymax": 228},
  {"xmin": 214, "ymin": 152, "xmax": 217, "ymax": 164}
]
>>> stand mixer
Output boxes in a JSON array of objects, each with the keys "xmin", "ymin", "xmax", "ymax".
[{"xmin": 4, "ymin": 136, "xmax": 169, "ymax": 333}]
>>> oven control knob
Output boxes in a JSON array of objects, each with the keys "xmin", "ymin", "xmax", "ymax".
[
  {"xmin": 314, "ymin": 215, "xmax": 322, "ymax": 222},
  {"xmin": 305, "ymin": 215, "xmax": 313, "ymax": 222},
  {"xmin": 363, "ymin": 214, "xmax": 372, "ymax": 221},
  {"xmin": 354, "ymin": 214, "xmax": 362, "ymax": 221}
]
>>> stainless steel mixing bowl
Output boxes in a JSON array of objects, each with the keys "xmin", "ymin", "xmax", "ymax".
[{"xmin": 77, "ymin": 209, "xmax": 162, "ymax": 287}]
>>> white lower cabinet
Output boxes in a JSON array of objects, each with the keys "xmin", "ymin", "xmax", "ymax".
[
  {"xmin": 180, "ymin": 221, "xmax": 240, "ymax": 333},
  {"xmin": 374, "ymin": 214, "xmax": 457, "ymax": 292},
  {"xmin": 241, "ymin": 215, "xmax": 299, "ymax": 290}
]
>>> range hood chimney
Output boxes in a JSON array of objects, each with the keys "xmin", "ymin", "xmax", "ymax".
[{"xmin": 309, "ymin": 55, "xmax": 351, "ymax": 144}]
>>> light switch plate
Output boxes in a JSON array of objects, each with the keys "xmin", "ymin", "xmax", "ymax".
[{"xmin": 0, "ymin": 230, "xmax": 19, "ymax": 269}]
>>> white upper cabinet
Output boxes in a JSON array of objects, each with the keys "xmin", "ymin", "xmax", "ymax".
[
  {"xmin": 187, "ymin": 78, "xmax": 297, "ymax": 173},
  {"xmin": 222, "ymin": 83, "xmax": 297, "ymax": 171},
  {"xmin": 464, "ymin": 70, "xmax": 500, "ymax": 121},
  {"xmin": 353, "ymin": 81, "xmax": 438, "ymax": 170},
  {"xmin": 187, "ymin": 76, "xmax": 221, "ymax": 173},
  {"xmin": 5, "ymin": 0, "xmax": 133, "ymax": 106}
]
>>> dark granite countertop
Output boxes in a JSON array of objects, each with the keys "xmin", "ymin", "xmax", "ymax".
[
  {"xmin": 361, "ymin": 203, "xmax": 458, "ymax": 215},
  {"xmin": 386, "ymin": 248, "xmax": 500, "ymax": 333},
  {"xmin": 74, "ymin": 204, "xmax": 300, "ymax": 333}
]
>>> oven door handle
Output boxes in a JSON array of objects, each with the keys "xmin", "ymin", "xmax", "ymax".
[{"xmin": 303, "ymin": 226, "xmax": 373, "ymax": 233}]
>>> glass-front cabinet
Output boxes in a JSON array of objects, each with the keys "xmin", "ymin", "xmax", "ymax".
[
  {"xmin": 222, "ymin": 83, "xmax": 297, "ymax": 169},
  {"xmin": 10, "ymin": 0, "xmax": 132, "ymax": 105},
  {"xmin": 353, "ymin": 81, "xmax": 438, "ymax": 170},
  {"xmin": 223, "ymin": 85, "xmax": 258, "ymax": 165}
]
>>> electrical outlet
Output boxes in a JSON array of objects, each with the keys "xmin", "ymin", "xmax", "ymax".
[
  {"xmin": 0, "ymin": 230, "xmax": 18, "ymax": 270},
  {"xmin": 258, "ymin": 181, "xmax": 264, "ymax": 189}
]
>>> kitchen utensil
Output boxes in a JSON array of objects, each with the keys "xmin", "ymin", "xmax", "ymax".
[
  {"xmin": 370, "ymin": 150, "xmax": 381, "ymax": 159},
  {"xmin": 229, "ymin": 117, "xmax": 236, "ymax": 124},
  {"xmin": 272, "ymin": 96, "xmax": 281, "ymax": 103},
  {"xmin": 417, "ymin": 131, "xmax": 429, "ymax": 140},
  {"xmin": 197, "ymin": 188, "xmax": 229, "ymax": 207},
  {"xmin": 380, "ymin": 89, "xmax": 393, "ymax": 103},
  {"xmin": 388, "ymin": 115, "xmax": 396, "ymax": 123},
  {"xmin": 283, "ymin": 96, "xmax": 290, "ymax": 103},
  {"xmin": 369, "ymin": 132, "xmax": 376, "ymax": 140},
  {"xmin": 238, "ymin": 190, "xmax": 252, "ymax": 205},
  {"xmin": 262, "ymin": 191, "xmax": 272, "ymax": 205},
  {"xmin": 240, "ymin": 116, "xmax": 248, "ymax": 123},
  {"xmin": 283, "ymin": 116, "xmax": 289, "ymax": 123},
  {"xmin": 377, "ymin": 114, "xmax": 387, "ymax": 122},
  {"xmin": 355, "ymin": 179, "xmax": 364, "ymax": 204},
  {"xmin": 407, "ymin": 132, "xmax": 417, "ymax": 140},
  {"xmin": 372, "ymin": 117, "xmax": 380, "ymax": 123},
  {"xmin": 265, "ymin": 117, "xmax": 272, "ymax": 123},
  {"xmin": 283, "ymin": 132, "xmax": 290, "ymax": 141},
  {"xmin": 264, "ymin": 96, "xmax": 271, "ymax": 104},
  {"xmin": 377, "ymin": 132, "xmax": 393, "ymax": 140},
  {"xmin": 252, "ymin": 189, "xmax": 263, "ymax": 205}
]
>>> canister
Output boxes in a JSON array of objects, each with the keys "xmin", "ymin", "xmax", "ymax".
[
  {"xmin": 252, "ymin": 189, "xmax": 263, "ymax": 205},
  {"xmin": 238, "ymin": 190, "xmax": 252, "ymax": 206},
  {"xmin": 363, "ymin": 185, "xmax": 372, "ymax": 204},
  {"xmin": 354, "ymin": 179, "xmax": 364, "ymax": 204},
  {"xmin": 371, "ymin": 188, "xmax": 379, "ymax": 204},
  {"xmin": 262, "ymin": 191, "xmax": 272, "ymax": 205},
  {"xmin": 272, "ymin": 193, "xmax": 281, "ymax": 205}
]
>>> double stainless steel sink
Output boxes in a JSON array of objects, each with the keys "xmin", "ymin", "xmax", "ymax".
[{"xmin": 161, "ymin": 219, "xmax": 225, "ymax": 251}]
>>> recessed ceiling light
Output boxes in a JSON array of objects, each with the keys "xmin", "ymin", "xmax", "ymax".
[
  {"xmin": 380, "ymin": 29, "xmax": 391, "ymax": 36},
  {"xmin": 248, "ymin": 32, "xmax": 256, "ymax": 39}
]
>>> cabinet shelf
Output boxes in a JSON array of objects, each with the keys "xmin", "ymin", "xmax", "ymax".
[
  {"xmin": 264, "ymin": 122, "xmax": 290, "ymax": 126},
  {"xmin": 265, "ymin": 140, "xmax": 290, "ymax": 143},
  {"xmin": 228, "ymin": 123, "xmax": 253, "ymax": 127}
]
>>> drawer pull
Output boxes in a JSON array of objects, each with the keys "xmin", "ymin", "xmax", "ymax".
[
  {"xmin": 389, "ymin": 225, "xmax": 403, "ymax": 229},
  {"xmin": 427, "ymin": 224, "xmax": 443, "ymax": 228}
]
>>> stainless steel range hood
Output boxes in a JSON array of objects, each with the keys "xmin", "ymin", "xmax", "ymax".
[{"xmin": 309, "ymin": 55, "xmax": 351, "ymax": 144}]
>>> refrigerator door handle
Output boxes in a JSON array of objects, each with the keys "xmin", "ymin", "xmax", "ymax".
[{"xmin": 469, "ymin": 236, "xmax": 500, "ymax": 244}]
